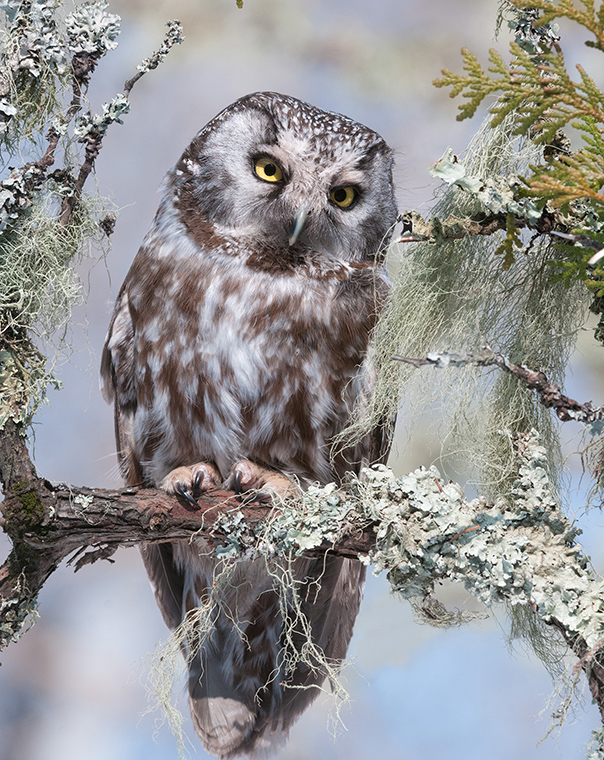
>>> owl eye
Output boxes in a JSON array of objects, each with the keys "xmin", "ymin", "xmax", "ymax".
[
  {"xmin": 329, "ymin": 186, "xmax": 357, "ymax": 209},
  {"xmin": 254, "ymin": 157, "xmax": 283, "ymax": 183}
]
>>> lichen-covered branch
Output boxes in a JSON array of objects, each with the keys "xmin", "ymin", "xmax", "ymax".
[
  {"xmin": 360, "ymin": 432, "xmax": 604, "ymax": 719},
  {"xmin": 393, "ymin": 347, "xmax": 604, "ymax": 428},
  {"xmin": 60, "ymin": 18, "xmax": 183, "ymax": 227},
  {"xmin": 0, "ymin": 8, "xmax": 183, "ymax": 433},
  {"xmin": 2, "ymin": 428, "xmax": 604, "ymax": 720},
  {"xmin": 397, "ymin": 146, "xmax": 599, "ymax": 251},
  {"xmin": 0, "ymin": 453, "xmax": 373, "ymax": 649},
  {"xmin": 123, "ymin": 19, "xmax": 184, "ymax": 98}
]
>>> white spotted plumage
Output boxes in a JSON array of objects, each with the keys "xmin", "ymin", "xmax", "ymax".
[{"xmin": 101, "ymin": 92, "xmax": 397, "ymax": 758}]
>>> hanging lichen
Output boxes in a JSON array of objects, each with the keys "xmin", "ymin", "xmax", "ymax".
[
  {"xmin": 0, "ymin": 3, "xmax": 183, "ymax": 428},
  {"xmin": 342, "ymin": 111, "xmax": 588, "ymax": 498}
]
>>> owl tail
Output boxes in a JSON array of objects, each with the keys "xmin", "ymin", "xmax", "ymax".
[{"xmin": 143, "ymin": 543, "xmax": 365, "ymax": 759}]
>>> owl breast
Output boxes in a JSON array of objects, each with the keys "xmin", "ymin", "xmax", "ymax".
[
  {"xmin": 101, "ymin": 91, "xmax": 399, "ymax": 759},
  {"xmin": 125, "ymin": 240, "xmax": 385, "ymax": 488}
]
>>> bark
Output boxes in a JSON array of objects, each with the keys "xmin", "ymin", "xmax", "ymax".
[
  {"xmin": 549, "ymin": 618, "xmax": 604, "ymax": 725},
  {"xmin": 0, "ymin": 431, "xmax": 375, "ymax": 649},
  {"xmin": 1, "ymin": 421, "xmax": 604, "ymax": 729}
]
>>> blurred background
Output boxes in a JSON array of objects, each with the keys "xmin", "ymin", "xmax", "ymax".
[{"xmin": 2, "ymin": 0, "xmax": 604, "ymax": 758}]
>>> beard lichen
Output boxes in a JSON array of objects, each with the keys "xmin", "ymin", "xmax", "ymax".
[
  {"xmin": 147, "ymin": 430, "xmax": 604, "ymax": 752},
  {"xmin": 348, "ymin": 112, "xmax": 589, "ymax": 499},
  {"xmin": 0, "ymin": 190, "xmax": 107, "ymax": 427}
]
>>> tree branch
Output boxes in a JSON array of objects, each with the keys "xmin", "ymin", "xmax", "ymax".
[
  {"xmin": 59, "ymin": 21, "xmax": 184, "ymax": 228},
  {"xmin": 0, "ymin": 435, "xmax": 376, "ymax": 650},
  {"xmin": 393, "ymin": 347, "xmax": 604, "ymax": 425},
  {"xmin": 395, "ymin": 206, "xmax": 582, "ymax": 245},
  {"xmin": 2, "ymin": 422, "xmax": 604, "ymax": 730}
]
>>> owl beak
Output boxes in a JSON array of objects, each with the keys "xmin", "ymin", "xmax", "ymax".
[{"xmin": 288, "ymin": 207, "xmax": 308, "ymax": 247}]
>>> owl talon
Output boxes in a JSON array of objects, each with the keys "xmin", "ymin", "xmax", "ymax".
[
  {"xmin": 176, "ymin": 484, "xmax": 200, "ymax": 510},
  {"xmin": 233, "ymin": 470, "xmax": 243, "ymax": 494},
  {"xmin": 228, "ymin": 460, "xmax": 297, "ymax": 501},
  {"xmin": 193, "ymin": 470, "xmax": 204, "ymax": 494},
  {"xmin": 160, "ymin": 462, "xmax": 221, "ymax": 507}
]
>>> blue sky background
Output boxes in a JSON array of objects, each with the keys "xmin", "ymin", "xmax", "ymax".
[{"xmin": 2, "ymin": 1, "xmax": 604, "ymax": 759}]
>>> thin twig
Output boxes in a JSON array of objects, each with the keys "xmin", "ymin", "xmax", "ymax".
[
  {"xmin": 59, "ymin": 22, "xmax": 183, "ymax": 228},
  {"xmin": 393, "ymin": 347, "xmax": 604, "ymax": 424}
]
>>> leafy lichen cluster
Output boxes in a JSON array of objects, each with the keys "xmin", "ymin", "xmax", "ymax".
[
  {"xmin": 0, "ymin": 0, "xmax": 120, "ymax": 144},
  {"xmin": 64, "ymin": 0, "xmax": 120, "ymax": 57},
  {"xmin": 587, "ymin": 729, "xmax": 604, "ymax": 760},
  {"xmin": 0, "ymin": 579, "xmax": 38, "ymax": 650},
  {"xmin": 358, "ymin": 431, "xmax": 604, "ymax": 649},
  {"xmin": 198, "ymin": 431, "xmax": 604, "ymax": 654}
]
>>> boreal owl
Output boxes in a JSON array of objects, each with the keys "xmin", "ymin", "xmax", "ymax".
[{"xmin": 101, "ymin": 91, "xmax": 397, "ymax": 758}]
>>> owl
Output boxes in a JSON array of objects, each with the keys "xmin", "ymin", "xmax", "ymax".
[{"xmin": 101, "ymin": 92, "xmax": 397, "ymax": 758}]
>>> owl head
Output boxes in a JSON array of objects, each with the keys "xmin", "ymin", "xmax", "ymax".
[{"xmin": 169, "ymin": 92, "xmax": 397, "ymax": 264}]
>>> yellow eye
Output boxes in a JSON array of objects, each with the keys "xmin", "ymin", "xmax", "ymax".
[
  {"xmin": 330, "ymin": 186, "xmax": 357, "ymax": 209},
  {"xmin": 254, "ymin": 157, "xmax": 283, "ymax": 183}
]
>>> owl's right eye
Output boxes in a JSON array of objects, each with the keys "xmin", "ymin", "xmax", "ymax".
[{"xmin": 254, "ymin": 157, "xmax": 283, "ymax": 183}]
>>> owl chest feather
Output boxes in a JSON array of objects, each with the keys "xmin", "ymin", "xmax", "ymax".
[
  {"xmin": 129, "ymin": 249, "xmax": 380, "ymax": 483},
  {"xmin": 102, "ymin": 93, "xmax": 398, "ymax": 758}
]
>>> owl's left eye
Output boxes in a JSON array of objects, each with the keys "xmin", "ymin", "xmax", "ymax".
[
  {"xmin": 254, "ymin": 157, "xmax": 283, "ymax": 183},
  {"xmin": 329, "ymin": 186, "xmax": 357, "ymax": 209}
]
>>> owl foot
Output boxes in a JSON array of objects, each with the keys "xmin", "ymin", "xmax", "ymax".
[
  {"xmin": 161, "ymin": 462, "xmax": 221, "ymax": 509},
  {"xmin": 227, "ymin": 460, "xmax": 297, "ymax": 504}
]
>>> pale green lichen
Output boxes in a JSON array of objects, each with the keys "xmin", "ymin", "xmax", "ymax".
[
  {"xmin": 357, "ymin": 431, "xmax": 604, "ymax": 650},
  {"xmin": 0, "ymin": 193, "xmax": 106, "ymax": 427},
  {"xmin": 2, "ymin": 0, "xmax": 69, "ymax": 78},
  {"xmin": 257, "ymin": 482, "xmax": 362, "ymax": 553},
  {"xmin": 0, "ymin": 1, "xmax": 70, "ymax": 146},
  {"xmin": 74, "ymin": 93, "xmax": 130, "ymax": 138},
  {"xmin": 64, "ymin": 0, "xmax": 120, "ymax": 57},
  {"xmin": 587, "ymin": 729, "xmax": 604, "ymax": 760},
  {"xmin": 497, "ymin": 2, "xmax": 561, "ymax": 56},
  {"xmin": 198, "ymin": 431, "xmax": 603, "ymax": 653},
  {"xmin": 0, "ymin": 579, "xmax": 39, "ymax": 649},
  {"xmin": 135, "ymin": 19, "xmax": 183, "ymax": 75},
  {"xmin": 73, "ymin": 493, "xmax": 93, "ymax": 510},
  {"xmin": 429, "ymin": 146, "xmax": 543, "ymax": 224},
  {"xmin": 0, "ymin": 347, "xmax": 59, "ymax": 428},
  {"xmin": 194, "ymin": 481, "xmax": 364, "ymax": 562}
]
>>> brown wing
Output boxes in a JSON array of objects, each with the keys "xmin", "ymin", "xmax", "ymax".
[
  {"xmin": 102, "ymin": 286, "xmax": 191, "ymax": 632},
  {"xmin": 100, "ymin": 287, "xmax": 142, "ymax": 487}
]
